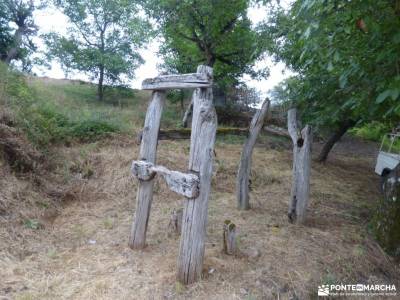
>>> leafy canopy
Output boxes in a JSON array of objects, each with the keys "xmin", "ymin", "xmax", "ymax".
[
  {"xmin": 265, "ymin": 0, "xmax": 400, "ymax": 130},
  {"xmin": 0, "ymin": 0, "xmax": 39, "ymax": 69},
  {"xmin": 45, "ymin": 0, "xmax": 151, "ymax": 97},
  {"xmin": 145, "ymin": 0, "xmax": 267, "ymax": 90}
]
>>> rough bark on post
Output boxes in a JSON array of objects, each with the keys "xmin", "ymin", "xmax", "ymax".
[
  {"xmin": 129, "ymin": 91, "xmax": 165, "ymax": 249},
  {"xmin": 177, "ymin": 65, "xmax": 217, "ymax": 284},
  {"xmin": 287, "ymin": 108, "xmax": 312, "ymax": 224},
  {"xmin": 131, "ymin": 160, "xmax": 200, "ymax": 198},
  {"xmin": 223, "ymin": 220, "xmax": 237, "ymax": 255},
  {"xmin": 236, "ymin": 99, "xmax": 270, "ymax": 210}
]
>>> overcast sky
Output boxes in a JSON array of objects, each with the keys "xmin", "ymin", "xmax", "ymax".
[{"xmin": 32, "ymin": 2, "xmax": 293, "ymax": 97}]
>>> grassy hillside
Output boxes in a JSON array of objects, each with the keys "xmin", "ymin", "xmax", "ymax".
[{"xmin": 1, "ymin": 64, "xmax": 185, "ymax": 148}]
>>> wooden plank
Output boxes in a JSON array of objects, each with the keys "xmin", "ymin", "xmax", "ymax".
[
  {"xmin": 264, "ymin": 125, "xmax": 290, "ymax": 138},
  {"xmin": 236, "ymin": 99, "xmax": 270, "ymax": 210},
  {"xmin": 157, "ymin": 128, "xmax": 247, "ymax": 140},
  {"xmin": 142, "ymin": 73, "xmax": 212, "ymax": 90},
  {"xmin": 177, "ymin": 65, "xmax": 217, "ymax": 284},
  {"xmin": 287, "ymin": 108, "xmax": 313, "ymax": 224},
  {"xmin": 137, "ymin": 127, "xmax": 287, "ymax": 142},
  {"xmin": 131, "ymin": 160, "xmax": 200, "ymax": 198},
  {"xmin": 154, "ymin": 165, "xmax": 200, "ymax": 199},
  {"xmin": 129, "ymin": 91, "xmax": 165, "ymax": 249},
  {"xmin": 131, "ymin": 160, "xmax": 155, "ymax": 181}
]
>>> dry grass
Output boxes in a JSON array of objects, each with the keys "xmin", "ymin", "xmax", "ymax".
[{"xmin": 0, "ymin": 134, "xmax": 399, "ymax": 299}]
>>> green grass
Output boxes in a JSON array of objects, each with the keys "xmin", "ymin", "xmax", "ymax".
[
  {"xmin": 0, "ymin": 62, "xmax": 184, "ymax": 148},
  {"xmin": 350, "ymin": 121, "xmax": 390, "ymax": 142},
  {"xmin": 28, "ymin": 79, "xmax": 146, "ymax": 134},
  {"xmin": 28, "ymin": 78, "xmax": 184, "ymax": 136}
]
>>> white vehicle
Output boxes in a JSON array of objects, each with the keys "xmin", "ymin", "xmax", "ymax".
[{"xmin": 375, "ymin": 133, "xmax": 400, "ymax": 189}]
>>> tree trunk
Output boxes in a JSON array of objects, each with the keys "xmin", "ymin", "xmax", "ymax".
[
  {"xmin": 177, "ymin": 65, "xmax": 217, "ymax": 285},
  {"xmin": 287, "ymin": 108, "xmax": 313, "ymax": 224},
  {"xmin": 236, "ymin": 99, "xmax": 270, "ymax": 210},
  {"xmin": 97, "ymin": 66, "xmax": 104, "ymax": 101},
  {"xmin": 182, "ymin": 98, "xmax": 193, "ymax": 128},
  {"xmin": 129, "ymin": 91, "xmax": 165, "ymax": 249},
  {"xmin": 182, "ymin": 58, "xmax": 215, "ymax": 127},
  {"xmin": 5, "ymin": 28, "xmax": 24, "ymax": 64},
  {"xmin": 317, "ymin": 119, "xmax": 356, "ymax": 162},
  {"xmin": 180, "ymin": 93, "xmax": 184, "ymax": 115}
]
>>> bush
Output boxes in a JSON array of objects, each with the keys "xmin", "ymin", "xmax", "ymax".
[
  {"xmin": 350, "ymin": 121, "xmax": 389, "ymax": 142},
  {"xmin": 69, "ymin": 119, "xmax": 119, "ymax": 141},
  {"xmin": 0, "ymin": 62, "xmax": 121, "ymax": 147}
]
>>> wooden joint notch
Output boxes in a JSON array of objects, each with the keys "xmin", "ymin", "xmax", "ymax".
[
  {"xmin": 142, "ymin": 73, "xmax": 212, "ymax": 90},
  {"xmin": 131, "ymin": 160, "xmax": 200, "ymax": 198}
]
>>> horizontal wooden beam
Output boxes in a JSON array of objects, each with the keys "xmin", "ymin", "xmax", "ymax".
[
  {"xmin": 136, "ymin": 126, "xmax": 290, "ymax": 142},
  {"xmin": 142, "ymin": 73, "xmax": 212, "ymax": 90},
  {"xmin": 131, "ymin": 160, "xmax": 200, "ymax": 198}
]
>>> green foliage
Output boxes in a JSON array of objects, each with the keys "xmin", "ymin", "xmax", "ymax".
[
  {"xmin": 350, "ymin": 122, "xmax": 389, "ymax": 142},
  {"xmin": 69, "ymin": 119, "xmax": 118, "ymax": 141},
  {"xmin": 45, "ymin": 0, "xmax": 151, "ymax": 100},
  {"xmin": 0, "ymin": 0, "xmax": 40, "ymax": 68},
  {"xmin": 265, "ymin": 0, "xmax": 400, "ymax": 133},
  {"xmin": 0, "ymin": 62, "xmax": 122, "ymax": 147},
  {"xmin": 24, "ymin": 219, "xmax": 40, "ymax": 229},
  {"xmin": 145, "ymin": 0, "xmax": 267, "ymax": 90}
]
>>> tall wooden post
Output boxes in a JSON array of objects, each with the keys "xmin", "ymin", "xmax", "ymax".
[
  {"xmin": 236, "ymin": 99, "xmax": 270, "ymax": 210},
  {"xmin": 177, "ymin": 65, "xmax": 217, "ymax": 284},
  {"xmin": 287, "ymin": 108, "xmax": 312, "ymax": 224},
  {"xmin": 129, "ymin": 91, "xmax": 165, "ymax": 249}
]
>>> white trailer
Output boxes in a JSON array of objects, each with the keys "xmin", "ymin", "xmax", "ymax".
[{"xmin": 375, "ymin": 133, "xmax": 400, "ymax": 190}]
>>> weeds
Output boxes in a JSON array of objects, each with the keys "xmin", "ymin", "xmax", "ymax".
[
  {"xmin": 24, "ymin": 219, "xmax": 41, "ymax": 229},
  {"xmin": 0, "ymin": 62, "xmax": 175, "ymax": 149}
]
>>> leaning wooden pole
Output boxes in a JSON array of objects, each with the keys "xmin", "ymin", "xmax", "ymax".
[
  {"xmin": 129, "ymin": 91, "xmax": 165, "ymax": 249},
  {"xmin": 177, "ymin": 65, "xmax": 217, "ymax": 284},
  {"xmin": 287, "ymin": 108, "xmax": 312, "ymax": 224},
  {"xmin": 236, "ymin": 99, "xmax": 270, "ymax": 210}
]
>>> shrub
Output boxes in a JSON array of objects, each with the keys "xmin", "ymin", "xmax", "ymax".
[
  {"xmin": 1, "ymin": 62, "xmax": 121, "ymax": 147},
  {"xmin": 350, "ymin": 121, "xmax": 389, "ymax": 142},
  {"xmin": 69, "ymin": 119, "xmax": 119, "ymax": 141}
]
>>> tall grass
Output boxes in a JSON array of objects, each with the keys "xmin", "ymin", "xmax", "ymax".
[
  {"xmin": 0, "ymin": 66, "xmax": 122, "ymax": 147},
  {"xmin": 0, "ymin": 63, "xmax": 184, "ymax": 148}
]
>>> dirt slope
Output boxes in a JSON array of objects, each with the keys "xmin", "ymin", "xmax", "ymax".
[{"xmin": 0, "ymin": 134, "xmax": 399, "ymax": 299}]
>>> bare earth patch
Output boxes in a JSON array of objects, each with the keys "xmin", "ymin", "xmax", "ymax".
[{"xmin": 1, "ymin": 135, "xmax": 399, "ymax": 299}]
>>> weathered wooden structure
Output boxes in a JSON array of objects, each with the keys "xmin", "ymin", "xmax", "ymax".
[
  {"xmin": 223, "ymin": 220, "xmax": 237, "ymax": 255},
  {"xmin": 287, "ymin": 108, "xmax": 312, "ymax": 224},
  {"xmin": 129, "ymin": 65, "xmax": 217, "ymax": 285},
  {"xmin": 236, "ymin": 99, "xmax": 270, "ymax": 210}
]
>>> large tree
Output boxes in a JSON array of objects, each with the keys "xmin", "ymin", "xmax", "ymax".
[
  {"xmin": 264, "ymin": 0, "xmax": 400, "ymax": 161},
  {"xmin": 0, "ymin": 0, "xmax": 39, "ymax": 68},
  {"xmin": 46, "ymin": 0, "xmax": 150, "ymax": 101},
  {"xmin": 146, "ymin": 0, "xmax": 267, "ymax": 91}
]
